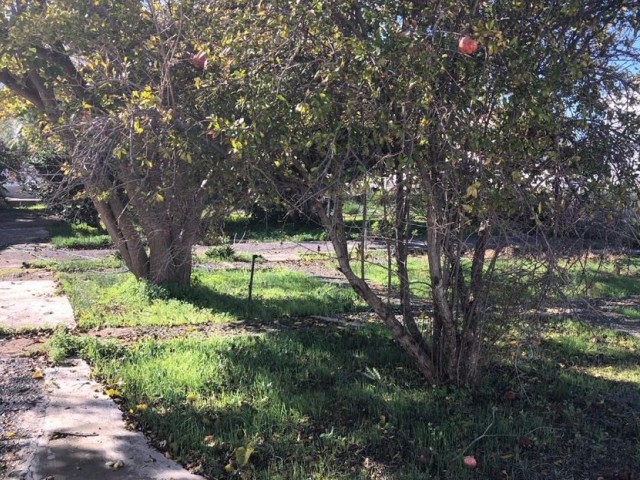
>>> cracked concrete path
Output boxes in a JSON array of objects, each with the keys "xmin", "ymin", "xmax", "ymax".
[
  {"xmin": 0, "ymin": 280, "xmax": 75, "ymax": 330},
  {"xmin": 22, "ymin": 360, "xmax": 204, "ymax": 480}
]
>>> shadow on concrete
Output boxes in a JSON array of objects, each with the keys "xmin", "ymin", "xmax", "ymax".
[{"xmin": 0, "ymin": 207, "xmax": 60, "ymax": 251}]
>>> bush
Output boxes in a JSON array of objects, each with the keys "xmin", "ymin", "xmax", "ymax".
[{"xmin": 204, "ymin": 245, "xmax": 236, "ymax": 260}]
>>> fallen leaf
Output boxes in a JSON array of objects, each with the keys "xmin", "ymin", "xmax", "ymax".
[
  {"xmin": 519, "ymin": 436, "xmax": 533, "ymax": 449},
  {"xmin": 501, "ymin": 390, "xmax": 517, "ymax": 402},
  {"xmin": 235, "ymin": 445, "xmax": 254, "ymax": 467},
  {"xmin": 32, "ymin": 368, "xmax": 44, "ymax": 380},
  {"xmin": 105, "ymin": 388, "xmax": 122, "ymax": 398},
  {"xmin": 224, "ymin": 463, "xmax": 234, "ymax": 473}
]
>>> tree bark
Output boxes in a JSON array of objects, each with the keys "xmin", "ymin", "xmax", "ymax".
[
  {"xmin": 317, "ymin": 197, "xmax": 437, "ymax": 383},
  {"xmin": 92, "ymin": 196, "xmax": 149, "ymax": 279}
]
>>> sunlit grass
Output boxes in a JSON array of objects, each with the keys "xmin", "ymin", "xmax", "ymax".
[
  {"xmin": 48, "ymin": 222, "xmax": 112, "ymax": 249},
  {"xmin": 320, "ymin": 252, "xmax": 640, "ymax": 300},
  {"xmin": 51, "ymin": 318, "xmax": 640, "ymax": 479},
  {"xmin": 26, "ymin": 256, "xmax": 123, "ymax": 272},
  {"xmin": 59, "ymin": 268, "xmax": 362, "ymax": 329}
]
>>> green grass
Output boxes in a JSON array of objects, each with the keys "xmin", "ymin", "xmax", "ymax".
[
  {"xmin": 222, "ymin": 214, "xmax": 327, "ymax": 242},
  {"xmin": 22, "ymin": 203, "xmax": 47, "ymax": 211},
  {"xmin": 59, "ymin": 268, "xmax": 361, "ymax": 328},
  {"xmin": 48, "ymin": 222, "xmax": 112, "ymax": 249},
  {"xmin": 613, "ymin": 306, "xmax": 640, "ymax": 319},
  {"xmin": 566, "ymin": 262, "xmax": 640, "ymax": 298},
  {"xmin": 25, "ymin": 256, "xmax": 123, "ymax": 272},
  {"xmin": 361, "ymin": 255, "xmax": 431, "ymax": 297},
  {"xmin": 326, "ymin": 253, "xmax": 640, "ymax": 300},
  {"xmin": 53, "ymin": 319, "xmax": 640, "ymax": 479}
]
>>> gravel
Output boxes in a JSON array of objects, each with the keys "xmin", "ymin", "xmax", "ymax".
[{"xmin": 0, "ymin": 356, "xmax": 44, "ymax": 477}]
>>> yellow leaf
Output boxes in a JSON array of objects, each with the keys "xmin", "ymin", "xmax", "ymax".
[
  {"xmin": 235, "ymin": 445, "xmax": 254, "ymax": 467},
  {"xmin": 155, "ymin": 193, "xmax": 164, "ymax": 202},
  {"xmin": 32, "ymin": 368, "xmax": 44, "ymax": 380},
  {"xmin": 6, "ymin": 431, "xmax": 16, "ymax": 438},
  {"xmin": 133, "ymin": 120, "xmax": 144, "ymax": 134},
  {"xmin": 466, "ymin": 182, "xmax": 480, "ymax": 199},
  {"xmin": 224, "ymin": 463, "xmax": 234, "ymax": 473},
  {"xmin": 105, "ymin": 388, "xmax": 122, "ymax": 398},
  {"xmin": 136, "ymin": 403, "xmax": 148, "ymax": 411}
]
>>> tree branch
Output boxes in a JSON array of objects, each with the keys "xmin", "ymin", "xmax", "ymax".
[{"xmin": 0, "ymin": 68, "xmax": 45, "ymax": 110}]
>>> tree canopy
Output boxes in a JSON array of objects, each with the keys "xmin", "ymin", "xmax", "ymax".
[
  {"xmin": 1, "ymin": 0, "xmax": 639, "ymax": 383},
  {"xmin": 209, "ymin": 0, "xmax": 640, "ymax": 383}
]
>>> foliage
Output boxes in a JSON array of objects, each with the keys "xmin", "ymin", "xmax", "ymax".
[
  {"xmin": 57, "ymin": 320, "xmax": 640, "ymax": 479},
  {"xmin": 210, "ymin": 0, "xmax": 640, "ymax": 384},
  {"xmin": 0, "ymin": 0, "xmax": 241, "ymax": 285},
  {"xmin": 0, "ymin": 135, "xmax": 25, "ymax": 202},
  {"xmin": 27, "ymin": 148, "xmax": 100, "ymax": 226}
]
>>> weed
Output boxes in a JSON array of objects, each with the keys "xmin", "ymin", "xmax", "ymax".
[
  {"xmin": 204, "ymin": 245, "xmax": 236, "ymax": 261},
  {"xmin": 201, "ymin": 246, "xmax": 265, "ymax": 263}
]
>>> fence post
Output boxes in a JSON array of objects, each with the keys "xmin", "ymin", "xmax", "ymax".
[{"xmin": 248, "ymin": 254, "xmax": 258, "ymax": 304}]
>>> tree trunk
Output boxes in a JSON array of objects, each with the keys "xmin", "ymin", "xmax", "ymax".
[
  {"xmin": 316, "ymin": 197, "xmax": 437, "ymax": 383},
  {"xmin": 93, "ymin": 197, "xmax": 149, "ymax": 279}
]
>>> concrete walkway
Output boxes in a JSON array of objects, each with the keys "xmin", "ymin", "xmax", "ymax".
[
  {"xmin": 0, "ymin": 277, "xmax": 204, "ymax": 480},
  {"xmin": 0, "ymin": 280, "xmax": 75, "ymax": 330},
  {"xmin": 25, "ymin": 361, "xmax": 203, "ymax": 480}
]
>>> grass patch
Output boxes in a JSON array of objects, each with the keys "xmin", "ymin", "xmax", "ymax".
[
  {"xmin": 58, "ymin": 319, "xmax": 640, "ymax": 479},
  {"xmin": 557, "ymin": 257, "xmax": 640, "ymax": 299},
  {"xmin": 613, "ymin": 306, "xmax": 640, "ymax": 320},
  {"xmin": 48, "ymin": 222, "xmax": 112, "ymax": 249},
  {"xmin": 60, "ymin": 268, "xmax": 361, "ymax": 328},
  {"xmin": 25, "ymin": 256, "xmax": 123, "ymax": 272},
  {"xmin": 223, "ymin": 214, "xmax": 328, "ymax": 242},
  {"xmin": 22, "ymin": 203, "xmax": 47, "ymax": 211}
]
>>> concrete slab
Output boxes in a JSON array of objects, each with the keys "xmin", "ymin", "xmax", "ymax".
[
  {"xmin": 0, "ymin": 280, "xmax": 75, "ymax": 330},
  {"xmin": 26, "ymin": 360, "xmax": 205, "ymax": 480}
]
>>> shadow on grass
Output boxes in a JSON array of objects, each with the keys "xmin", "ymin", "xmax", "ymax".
[
  {"xmin": 574, "ymin": 270, "xmax": 640, "ymax": 298},
  {"xmin": 223, "ymin": 215, "xmax": 367, "ymax": 242},
  {"xmin": 84, "ymin": 325, "xmax": 640, "ymax": 480},
  {"xmin": 61, "ymin": 269, "xmax": 363, "ymax": 328},
  {"xmin": 168, "ymin": 271, "xmax": 363, "ymax": 321}
]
